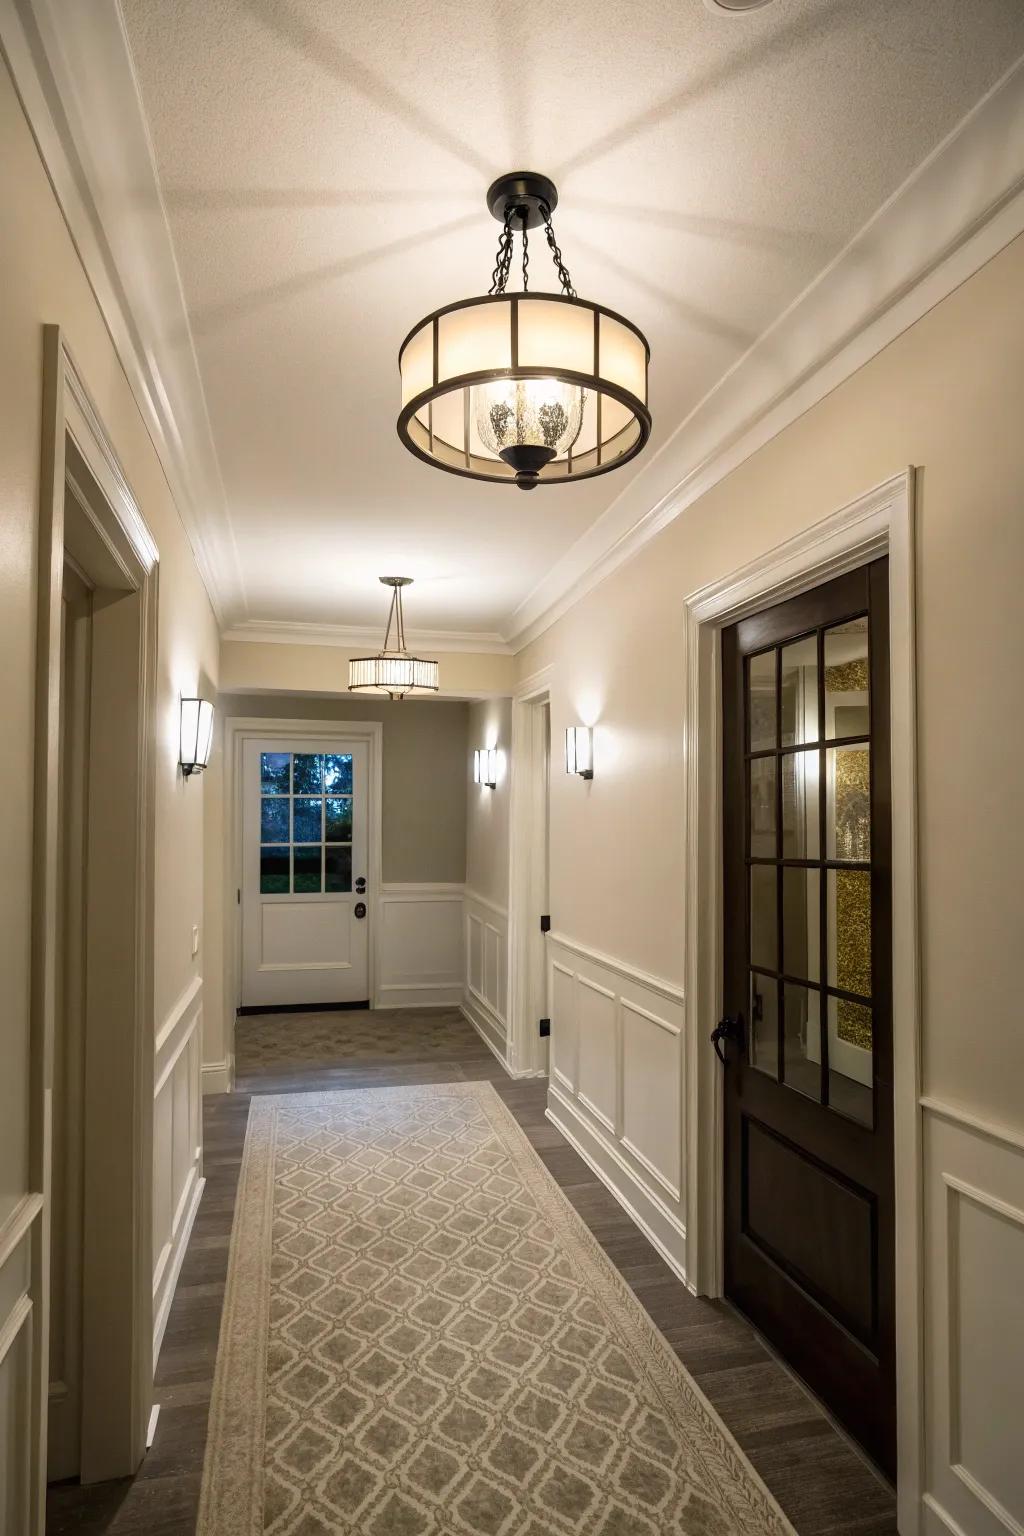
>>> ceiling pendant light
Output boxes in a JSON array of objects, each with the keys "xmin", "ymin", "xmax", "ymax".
[
  {"xmin": 348, "ymin": 577, "xmax": 439, "ymax": 699},
  {"xmin": 398, "ymin": 172, "xmax": 651, "ymax": 491}
]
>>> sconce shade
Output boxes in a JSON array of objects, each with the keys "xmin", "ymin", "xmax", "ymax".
[
  {"xmin": 473, "ymin": 747, "xmax": 498, "ymax": 788},
  {"xmin": 180, "ymin": 698, "xmax": 214, "ymax": 777},
  {"xmin": 565, "ymin": 725, "xmax": 593, "ymax": 779}
]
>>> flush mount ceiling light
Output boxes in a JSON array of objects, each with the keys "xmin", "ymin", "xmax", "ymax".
[
  {"xmin": 348, "ymin": 577, "xmax": 439, "ymax": 699},
  {"xmin": 398, "ymin": 172, "xmax": 651, "ymax": 492}
]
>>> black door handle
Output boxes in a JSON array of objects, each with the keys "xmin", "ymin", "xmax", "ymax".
[
  {"xmin": 354, "ymin": 901, "xmax": 367, "ymax": 919},
  {"xmin": 711, "ymin": 1015, "xmax": 743, "ymax": 1065},
  {"xmin": 355, "ymin": 877, "xmax": 366, "ymax": 893}
]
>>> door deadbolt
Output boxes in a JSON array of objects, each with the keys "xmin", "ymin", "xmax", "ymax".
[
  {"xmin": 354, "ymin": 901, "xmax": 367, "ymax": 919},
  {"xmin": 355, "ymin": 877, "xmax": 367, "ymax": 893}
]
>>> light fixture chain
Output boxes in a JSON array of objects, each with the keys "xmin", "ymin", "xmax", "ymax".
[
  {"xmin": 540, "ymin": 203, "xmax": 576, "ymax": 297},
  {"xmin": 489, "ymin": 206, "xmax": 516, "ymax": 295},
  {"xmin": 521, "ymin": 211, "xmax": 529, "ymax": 293}
]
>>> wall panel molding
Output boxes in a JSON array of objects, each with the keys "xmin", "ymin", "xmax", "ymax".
[
  {"xmin": 152, "ymin": 979, "xmax": 204, "ymax": 1364},
  {"xmin": 376, "ymin": 883, "xmax": 464, "ymax": 1009},
  {"xmin": 545, "ymin": 935, "xmax": 687, "ymax": 1282},
  {"xmin": 462, "ymin": 891, "xmax": 518, "ymax": 1073}
]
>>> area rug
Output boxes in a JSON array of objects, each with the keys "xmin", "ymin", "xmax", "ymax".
[{"xmin": 198, "ymin": 1084, "xmax": 795, "ymax": 1536}]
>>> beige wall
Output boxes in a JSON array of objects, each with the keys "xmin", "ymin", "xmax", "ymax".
[
  {"xmin": 465, "ymin": 698, "xmax": 513, "ymax": 912},
  {"xmin": 220, "ymin": 638, "xmax": 514, "ymax": 700},
  {"xmin": 0, "ymin": 55, "xmax": 219, "ymax": 1220},
  {"xmin": 519, "ymin": 231, "xmax": 1024, "ymax": 1134},
  {"xmin": 224, "ymin": 694, "xmax": 468, "ymax": 883}
]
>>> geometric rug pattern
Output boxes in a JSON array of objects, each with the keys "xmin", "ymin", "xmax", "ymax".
[
  {"xmin": 198, "ymin": 1085, "xmax": 795, "ymax": 1536},
  {"xmin": 235, "ymin": 1009, "xmax": 480, "ymax": 1074}
]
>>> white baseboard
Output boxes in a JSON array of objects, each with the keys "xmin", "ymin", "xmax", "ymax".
[
  {"xmin": 460, "ymin": 994, "xmax": 510, "ymax": 1069},
  {"xmin": 201, "ymin": 1058, "xmax": 232, "ymax": 1095},
  {"xmin": 152, "ymin": 1172, "xmax": 205, "ymax": 1366},
  {"xmin": 547, "ymin": 1084, "xmax": 690, "ymax": 1288}
]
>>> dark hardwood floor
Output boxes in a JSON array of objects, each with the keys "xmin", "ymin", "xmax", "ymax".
[{"xmin": 47, "ymin": 1009, "xmax": 897, "ymax": 1535}]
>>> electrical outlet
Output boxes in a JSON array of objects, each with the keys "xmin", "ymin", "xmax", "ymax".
[{"xmin": 191, "ymin": 925, "xmax": 200, "ymax": 958}]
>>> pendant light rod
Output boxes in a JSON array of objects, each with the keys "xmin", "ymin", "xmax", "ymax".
[{"xmin": 349, "ymin": 577, "xmax": 438, "ymax": 699}]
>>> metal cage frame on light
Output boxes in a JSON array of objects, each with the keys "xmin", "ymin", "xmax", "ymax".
[
  {"xmin": 348, "ymin": 576, "xmax": 439, "ymax": 700},
  {"xmin": 397, "ymin": 173, "xmax": 652, "ymax": 492}
]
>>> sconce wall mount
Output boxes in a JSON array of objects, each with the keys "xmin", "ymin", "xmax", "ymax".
[
  {"xmin": 180, "ymin": 697, "xmax": 215, "ymax": 778},
  {"xmin": 473, "ymin": 747, "xmax": 498, "ymax": 789},
  {"xmin": 565, "ymin": 725, "xmax": 593, "ymax": 780}
]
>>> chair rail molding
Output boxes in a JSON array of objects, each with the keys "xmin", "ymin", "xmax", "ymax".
[{"xmin": 681, "ymin": 469, "xmax": 923, "ymax": 1534}]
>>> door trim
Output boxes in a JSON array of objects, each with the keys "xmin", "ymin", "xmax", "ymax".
[
  {"xmin": 682, "ymin": 470, "xmax": 921, "ymax": 1530},
  {"xmin": 508, "ymin": 667, "xmax": 554, "ymax": 1078},
  {"xmin": 29, "ymin": 327, "xmax": 159, "ymax": 1522},
  {"xmin": 223, "ymin": 717, "xmax": 384, "ymax": 1072}
]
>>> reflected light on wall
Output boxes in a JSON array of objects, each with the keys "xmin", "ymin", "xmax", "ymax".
[
  {"xmin": 564, "ymin": 725, "xmax": 593, "ymax": 779},
  {"xmin": 180, "ymin": 697, "xmax": 215, "ymax": 778}
]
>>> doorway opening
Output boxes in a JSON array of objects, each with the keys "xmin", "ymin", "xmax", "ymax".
[
  {"xmin": 508, "ymin": 676, "xmax": 552, "ymax": 1077},
  {"xmin": 33, "ymin": 330, "xmax": 160, "ymax": 1517}
]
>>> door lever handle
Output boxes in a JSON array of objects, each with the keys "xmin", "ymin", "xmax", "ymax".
[{"xmin": 711, "ymin": 1015, "xmax": 743, "ymax": 1065}]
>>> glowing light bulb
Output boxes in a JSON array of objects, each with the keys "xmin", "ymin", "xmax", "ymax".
[{"xmin": 473, "ymin": 377, "xmax": 585, "ymax": 489}]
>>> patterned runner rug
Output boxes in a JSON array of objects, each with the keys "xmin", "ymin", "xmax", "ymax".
[{"xmin": 199, "ymin": 1084, "xmax": 794, "ymax": 1535}]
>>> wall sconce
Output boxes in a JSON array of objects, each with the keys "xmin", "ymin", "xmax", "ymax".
[
  {"xmin": 565, "ymin": 725, "xmax": 593, "ymax": 779},
  {"xmin": 180, "ymin": 697, "xmax": 215, "ymax": 778},
  {"xmin": 473, "ymin": 747, "xmax": 498, "ymax": 789}
]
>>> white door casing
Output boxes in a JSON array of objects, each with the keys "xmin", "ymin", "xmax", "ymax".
[{"xmin": 241, "ymin": 739, "xmax": 370, "ymax": 1008}]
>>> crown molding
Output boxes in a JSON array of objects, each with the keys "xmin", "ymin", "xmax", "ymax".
[
  {"xmin": 221, "ymin": 619, "xmax": 514, "ymax": 655},
  {"xmin": 503, "ymin": 54, "xmax": 1024, "ymax": 651},
  {"xmin": 0, "ymin": 0, "xmax": 243, "ymax": 625}
]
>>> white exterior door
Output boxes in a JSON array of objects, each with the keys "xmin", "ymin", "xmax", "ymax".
[{"xmin": 242, "ymin": 739, "xmax": 370, "ymax": 1007}]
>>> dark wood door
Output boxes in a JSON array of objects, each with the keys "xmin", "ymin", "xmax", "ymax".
[{"xmin": 721, "ymin": 560, "xmax": 895, "ymax": 1477}]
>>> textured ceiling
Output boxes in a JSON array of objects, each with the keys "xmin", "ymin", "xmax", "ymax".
[{"xmin": 121, "ymin": 0, "xmax": 1024, "ymax": 635}]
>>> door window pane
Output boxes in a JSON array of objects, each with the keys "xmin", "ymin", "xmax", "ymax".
[
  {"xmin": 828, "ymin": 996, "xmax": 873, "ymax": 1126},
  {"xmin": 260, "ymin": 846, "xmax": 289, "ymax": 894},
  {"xmin": 749, "ymin": 759, "xmax": 776, "ymax": 859},
  {"xmin": 784, "ymin": 983, "xmax": 821, "ymax": 1101},
  {"xmin": 827, "ymin": 744, "xmax": 871, "ymax": 861},
  {"xmin": 824, "ymin": 617, "xmax": 869, "ymax": 738},
  {"xmin": 781, "ymin": 636, "xmax": 818, "ymax": 746},
  {"xmin": 293, "ymin": 753, "xmax": 323, "ymax": 793},
  {"xmin": 750, "ymin": 864, "xmax": 777, "ymax": 971},
  {"xmin": 783, "ymin": 867, "xmax": 819, "ymax": 982},
  {"xmin": 260, "ymin": 797, "xmax": 289, "ymax": 843},
  {"xmin": 293, "ymin": 845, "xmax": 322, "ymax": 893},
  {"xmin": 260, "ymin": 752, "xmax": 290, "ymax": 794},
  {"xmin": 325, "ymin": 796, "xmax": 353, "ymax": 842},
  {"xmin": 782, "ymin": 750, "xmax": 819, "ymax": 859},
  {"xmin": 293, "ymin": 797, "xmax": 322, "ymax": 843},
  {"xmin": 749, "ymin": 974, "xmax": 778, "ymax": 1079},
  {"xmin": 828, "ymin": 869, "xmax": 871, "ymax": 998},
  {"xmin": 325, "ymin": 845, "xmax": 353, "ymax": 893},
  {"xmin": 324, "ymin": 754, "xmax": 353, "ymax": 793},
  {"xmin": 748, "ymin": 651, "xmax": 776, "ymax": 752}
]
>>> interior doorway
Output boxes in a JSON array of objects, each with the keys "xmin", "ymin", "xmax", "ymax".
[
  {"xmin": 720, "ymin": 560, "xmax": 895, "ymax": 1476},
  {"xmin": 509, "ymin": 678, "xmax": 552, "ymax": 1076}
]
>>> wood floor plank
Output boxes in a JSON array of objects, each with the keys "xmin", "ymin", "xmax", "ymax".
[{"xmin": 46, "ymin": 1006, "xmax": 896, "ymax": 1534}]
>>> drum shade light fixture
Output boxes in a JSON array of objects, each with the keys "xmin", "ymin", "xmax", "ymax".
[
  {"xmin": 398, "ymin": 172, "xmax": 651, "ymax": 491},
  {"xmin": 348, "ymin": 577, "xmax": 439, "ymax": 699}
]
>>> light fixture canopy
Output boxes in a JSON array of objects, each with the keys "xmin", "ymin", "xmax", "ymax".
[
  {"xmin": 398, "ymin": 172, "xmax": 651, "ymax": 492},
  {"xmin": 348, "ymin": 577, "xmax": 439, "ymax": 700},
  {"xmin": 473, "ymin": 747, "xmax": 498, "ymax": 789},
  {"xmin": 180, "ymin": 697, "xmax": 215, "ymax": 778},
  {"xmin": 565, "ymin": 725, "xmax": 593, "ymax": 780}
]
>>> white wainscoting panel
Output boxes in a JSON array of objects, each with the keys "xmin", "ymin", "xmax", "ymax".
[
  {"xmin": 922, "ymin": 1099, "xmax": 1024, "ymax": 1536},
  {"xmin": 152, "ymin": 976, "xmax": 205, "ymax": 1365},
  {"xmin": 0, "ymin": 1194, "xmax": 39, "ymax": 1535},
  {"xmin": 376, "ymin": 884, "xmax": 464, "ymax": 1008},
  {"xmin": 546, "ymin": 933, "xmax": 688, "ymax": 1282},
  {"xmin": 462, "ymin": 890, "xmax": 509, "ymax": 1068}
]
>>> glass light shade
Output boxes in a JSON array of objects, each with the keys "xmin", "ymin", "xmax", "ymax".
[
  {"xmin": 180, "ymin": 697, "xmax": 214, "ymax": 777},
  {"xmin": 565, "ymin": 725, "xmax": 593, "ymax": 779},
  {"xmin": 398, "ymin": 293, "xmax": 650, "ymax": 489},
  {"xmin": 348, "ymin": 653, "xmax": 439, "ymax": 700},
  {"xmin": 473, "ymin": 747, "xmax": 498, "ymax": 787},
  {"xmin": 473, "ymin": 378, "xmax": 585, "ymax": 458}
]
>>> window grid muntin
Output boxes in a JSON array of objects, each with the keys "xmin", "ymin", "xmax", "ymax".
[
  {"xmin": 744, "ymin": 612, "xmax": 874, "ymax": 1125},
  {"xmin": 259, "ymin": 752, "xmax": 354, "ymax": 895}
]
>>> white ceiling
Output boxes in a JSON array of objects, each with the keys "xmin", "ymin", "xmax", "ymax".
[{"xmin": 118, "ymin": 0, "xmax": 1024, "ymax": 639}]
